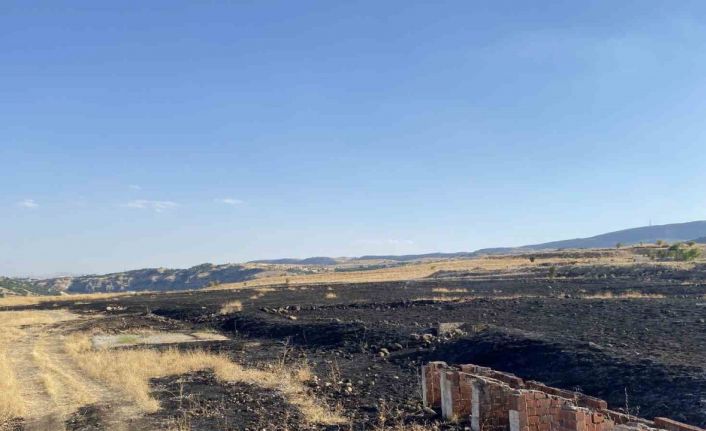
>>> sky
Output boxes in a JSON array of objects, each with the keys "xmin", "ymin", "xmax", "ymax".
[{"xmin": 2, "ymin": 1, "xmax": 706, "ymax": 276}]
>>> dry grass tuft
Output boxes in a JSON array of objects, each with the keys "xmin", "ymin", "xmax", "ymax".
[
  {"xmin": 254, "ymin": 287, "xmax": 276, "ymax": 293},
  {"xmin": 413, "ymin": 294, "xmax": 541, "ymax": 303},
  {"xmin": 324, "ymin": 292, "xmax": 338, "ymax": 299},
  {"xmin": 412, "ymin": 296, "xmax": 462, "ymax": 302},
  {"xmin": 246, "ymin": 286, "xmax": 278, "ymax": 301},
  {"xmin": 293, "ymin": 361, "xmax": 314, "ymax": 383},
  {"xmin": 219, "ymin": 300, "xmax": 243, "ymax": 314},
  {"xmin": 581, "ymin": 291, "xmax": 665, "ymax": 300},
  {"xmin": 431, "ymin": 287, "xmax": 467, "ymax": 293},
  {"xmin": 65, "ymin": 334, "xmax": 344, "ymax": 425}
]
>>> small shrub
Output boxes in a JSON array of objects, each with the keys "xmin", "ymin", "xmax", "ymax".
[
  {"xmin": 649, "ymin": 242, "xmax": 702, "ymax": 261},
  {"xmin": 219, "ymin": 301, "xmax": 243, "ymax": 314},
  {"xmin": 548, "ymin": 266, "xmax": 557, "ymax": 279}
]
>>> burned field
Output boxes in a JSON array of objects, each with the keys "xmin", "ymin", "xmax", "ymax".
[{"xmin": 2, "ymin": 258, "xmax": 706, "ymax": 430}]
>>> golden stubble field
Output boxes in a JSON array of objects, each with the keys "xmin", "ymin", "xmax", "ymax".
[{"xmin": 208, "ymin": 246, "xmax": 704, "ymax": 290}]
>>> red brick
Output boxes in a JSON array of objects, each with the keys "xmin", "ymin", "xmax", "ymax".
[
  {"xmin": 422, "ymin": 361, "xmax": 447, "ymax": 408},
  {"xmin": 654, "ymin": 417, "xmax": 706, "ymax": 431}
]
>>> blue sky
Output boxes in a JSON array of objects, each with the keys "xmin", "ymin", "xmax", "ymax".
[{"xmin": 2, "ymin": 1, "xmax": 706, "ymax": 276}]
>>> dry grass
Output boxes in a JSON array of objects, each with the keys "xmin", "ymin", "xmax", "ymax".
[
  {"xmin": 31, "ymin": 337, "xmax": 96, "ymax": 413},
  {"xmin": 580, "ymin": 291, "xmax": 665, "ymax": 300},
  {"xmin": 254, "ymin": 287, "xmax": 276, "ymax": 293},
  {"xmin": 65, "ymin": 334, "xmax": 344, "ymax": 425},
  {"xmin": 209, "ymin": 251, "xmax": 649, "ymax": 290},
  {"xmin": 413, "ymin": 294, "xmax": 542, "ymax": 303},
  {"xmin": 324, "ymin": 292, "xmax": 338, "ymax": 299},
  {"xmin": 246, "ymin": 286, "xmax": 279, "ymax": 300},
  {"xmin": 0, "ymin": 349, "xmax": 23, "ymax": 425},
  {"xmin": 293, "ymin": 361, "xmax": 314, "ymax": 383},
  {"xmin": 219, "ymin": 300, "xmax": 243, "ymax": 314},
  {"xmin": 412, "ymin": 296, "xmax": 463, "ymax": 302},
  {"xmin": 0, "ymin": 310, "xmax": 77, "ymax": 425},
  {"xmin": 431, "ymin": 287, "xmax": 467, "ymax": 293},
  {"xmin": 0, "ymin": 291, "xmax": 139, "ymax": 308}
]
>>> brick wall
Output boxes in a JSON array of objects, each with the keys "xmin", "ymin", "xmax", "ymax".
[
  {"xmin": 654, "ymin": 418, "xmax": 706, "ymax": 431},
  {"xmin": 420, "ymin": 362, "xmax": 704, "ymax": 431},
  {"xmin": 509, "ymin": 389, "xmax": 571, "ymax": 431},
  {"xmin": 470, "ymin": 376, "xmax": 515, "ymax": 431},
  {"xmin": 440, "ymin": 370, "xmax": 473, "ymax": 421},
  {"xmin": 422, "ymin": 361, "xmax": 447, "ymax": 409}
]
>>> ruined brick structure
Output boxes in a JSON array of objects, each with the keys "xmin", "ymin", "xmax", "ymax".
[{"xmin": 422, "ymin": 362, "xmax": 704, "ymax": 431}]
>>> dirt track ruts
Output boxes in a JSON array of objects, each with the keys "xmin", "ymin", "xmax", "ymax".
[{"xmin": 3, "ymin": 311, "xmax": 141, "ymax": 431}]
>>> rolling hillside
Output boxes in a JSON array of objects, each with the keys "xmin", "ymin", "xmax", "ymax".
[
  {"xmin": 9, "ymin": 264, "xmax": 264, "ymax": 295},
  {"xmin": 4, "ymin": 220, "xmax": 705, "ymax": 296},
  {"xmin": 517, "ymin": 220, "xmax": 706, "ymax": 251}
]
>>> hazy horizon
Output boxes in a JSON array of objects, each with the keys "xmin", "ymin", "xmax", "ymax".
[
  {"xmin": 3, "ymin": 1, "xmax": 706, "ymax": 276},
  {"xmin": 6, "ymin": 218, "xmax": 706, "ymax": 278}
]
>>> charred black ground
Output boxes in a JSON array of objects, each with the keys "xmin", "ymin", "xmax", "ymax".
[{"xmin": 5, "ymin": 260, "xmax": 706, "ymax": 430}]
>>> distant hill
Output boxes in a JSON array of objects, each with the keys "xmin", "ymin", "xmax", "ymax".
[
  {"xmin": 253, "ymin": 252, "xmax": 482, "ymax": 264},
  {"xmin": 515, "ymin": 220, "xmax": 706, "ymax": 251},
  {"xmin": 5, "ymin": 220, "xmax": 705, "ymax": 296},
  {"xmin": 0, "ymin": 277, "xmax": 56, "ymax": 296},
  {"xmin": 253, "ymin": 221, "xmax": 706, "ymax": 263},
  {"xmin": 250, "ymin": 257, "xmax": 339, "ymax": 265},
  {"xmin": 354, "ymin": 252, "xmax": 476, "ymax": 262},
  {"xmin": 31, "ymin": 263, "xmax": 263, "ymax": 294}
]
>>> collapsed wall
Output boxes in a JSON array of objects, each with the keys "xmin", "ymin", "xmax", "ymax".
[{"xmin": 422, "ymin": 362, "xmax": 704, "ymax": 431}]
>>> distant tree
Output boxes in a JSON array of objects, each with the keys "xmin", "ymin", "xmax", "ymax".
[
  {"xmin": 529, "ymin": 256, "xmax": 536, "ymax": 263},
  {"xmin": 656, "ymin": 240, "xmax": 665, "ymax": 246},
  {"xmin": 686, "ymin": 241, "xmax": 696, "ymax": 247},
  {"xmin": 616, "ymin": 242, "xmax": 623, "ymax": 249},
  {"xmin": 672, "ymin": 243, "xmax": 702, "ymax": 261},
  {"xmin": 684, "ymin": 247, "xmax": 702, "ymax": 261}
]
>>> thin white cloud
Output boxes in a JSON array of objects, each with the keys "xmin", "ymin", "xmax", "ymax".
[
  {"xmin": 215, "ymin": 198, "xmax": 244, "ymax": 205},
  {"xmin": 123, "ymin": 200, "xmax": 178, "ymax": 212},
  {"xmin": 17, "ymin": 199, "xmax": 38, "ymax": 209},
  {"xmin": 355, "ymin": 239, "xmax": 414, "ymax": 246},
  {"xmin": 129, "ymin": 184, "xmax": 142, "ymax": 190}
]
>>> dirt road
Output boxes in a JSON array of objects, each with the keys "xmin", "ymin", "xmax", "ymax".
[{"xmin": 1, "ymin": 310, "xmax": 140, "ymax": 431}]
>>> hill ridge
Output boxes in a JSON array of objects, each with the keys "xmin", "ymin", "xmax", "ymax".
[{"xmin": 3, "ymin": 220, "xmax": 705, "ymax": 295}]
